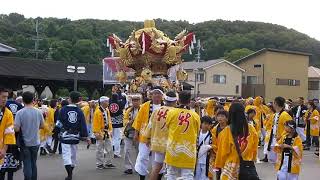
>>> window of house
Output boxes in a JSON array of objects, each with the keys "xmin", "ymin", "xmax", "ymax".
[
  {"xmin": 247, "ymin": 76, "xmax": 258, "ymax": 84},
  {"xmin": 213, "ymin": 75, "xmax": 226, "ymax": 84},
  {"xmin": 309, "ymin": 81, "xmax": 320, "ymax": 90},
  {"xmin": 242, "ymin": 76, "xmax": 246, "ymax": 84},
  {"xmin": 276, "ymin": 79, "xmax": 300, "ymax": 86},
  {"xmin": 196, "ymin": 73, "xmax": 204, "ymax": 82},
  {"xmin": 236, "ymin": 85, "xmax": 239, "ymax": 94},
  {"xmin": 289, "ymin": 79, "xmax": 300, "ymax": 86}
]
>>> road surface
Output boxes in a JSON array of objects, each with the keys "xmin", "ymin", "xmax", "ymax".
[{"xmin": 14, "ymin": 143, "xmax": 320, "ymax": 180}]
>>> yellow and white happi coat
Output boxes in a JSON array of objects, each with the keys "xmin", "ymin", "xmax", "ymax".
[
  {"xmin": 304, "ymin": 109, "xmax": 319, "ymax": 136},
  {"xmin": 215, "ymin": 125, "xmax": 258, "ymax": 180},
  {"xmin": 164, "ymin": 107, "xmax": 201, "ymax": 169},
  {"xmin": 0, "ymin": 108, "xmax": 16, "ymax": 166},
  {"xmin": 144, "ymin": 106, "xmax": 173, "ymax": 153}
]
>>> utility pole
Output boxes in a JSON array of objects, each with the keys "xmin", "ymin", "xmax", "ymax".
[
  {"xmin": 196, "ymin": 39, "xmax": 201, "ymax": 63},
  {"xmin": 33, "ymin": 19, "xmax": 43, "ymax": 59},
  {"xmin": 46, "ymin": 47, "xmax": 53, "ymax": 60},
  {"xmin": 194, "ymin": 39, "xmax": 202, "ymax": 97}
]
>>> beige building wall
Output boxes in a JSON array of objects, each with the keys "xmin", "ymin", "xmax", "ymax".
[
  {"xmin": 238, "ymin": 51, "xmax": 309, "ymax": 102},
  {"xmin": 237, "ymin": 53, "xmax": 267, "ymax": 84},
  {"xmin": 185, "ymin": 61, "xmax": 243, "ymax": 97},
  {"xmin": 264, "ymin": 51, "xmax": 308, "ymax": 102},
  {"xmin": 185, "ymin": 70, "xmax": 198, "ymax": 96},
  {"xmin": 202, "ymin": 62, "xmax": 242, "ymax": 96}
]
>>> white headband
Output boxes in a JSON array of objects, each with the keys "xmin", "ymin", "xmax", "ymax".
[
  {"xmin": 151, "ymin": 89, "xmax": 164, "ymax": 95},
  {"xmin": 99, "ymin": 96, "xmax": 109, "ymax": 102},
  {"xmin": 165, "ymin": 96, "xmax": 177, "ymax": 102}
]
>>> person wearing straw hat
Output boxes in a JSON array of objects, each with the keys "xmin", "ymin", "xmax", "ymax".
[
  {"xmin": 144, "ymin": 91, "xmax": 178, "ymax": 180},
  {"xmin": 92, "ymin": 96, "xmax": 115, "ymax": 170},
  {"xmin": 274, "ymin": 120, "xmax": 303, "ymax": 180},
  {"xmin": 133, "ymin": 86, "xmax": 164, "ymax": 180},
  {"xmin": 123, "ymin": 94, "xmax": 142, "ymax": 174}
]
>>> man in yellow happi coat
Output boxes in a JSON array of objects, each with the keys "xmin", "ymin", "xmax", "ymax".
[
  {"xmin": 44, "ymin": 99, "xmax": 58, "ymax": 153},
  {"xmin": 204, "ymin": 99, "xmax": 217, "ymax": 118},
  {"xmin": 123, "ymin": 94, "xmax": 142, "ymax": 174},
  {"xmin": 144, "ymin": 91, "xmax": 177, "ymax": 180},
  {"xmin": 245, "ymin": 97, "xmax": 255, "ymax": 113},
  {"xmin": 132, "ymin": 86, "xmax": 164, "ymax": 180},
  {"xmin": 264, "ymin": 97, "xmax": 292, "ymax": 163},
  {"xmin": 165, "ymin": 91, "xmax": 200, "ymax": 180},
  {"xmin": 82, "ymin": 100, "xmax": 96, "ymax": 140},
  {"xmin": 253, "ymin": 96, "xmax": 269, "ymax": 143},
  {"xmin": 0, "ymin": 87, "xmax": 16, "ymax": 166},
  {"xmin": 92, "ymin": 96, "xmax": 114, "ymax": 169},
  {"xmin": 304, "ymin": 101, "xmax": 319, "ymax": 150}
]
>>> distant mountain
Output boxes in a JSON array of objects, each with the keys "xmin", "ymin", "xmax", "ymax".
[{"xmin": 1, "ymin": 13, "xmax": 319, "ymax": 65}]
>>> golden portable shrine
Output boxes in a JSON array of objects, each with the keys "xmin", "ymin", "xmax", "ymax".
[{"xmin": 107, "ymin": 20, "xmax": 195, "ymax": 93}]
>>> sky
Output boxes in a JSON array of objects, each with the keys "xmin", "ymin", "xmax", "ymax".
[{"xmin": 1, "ymin": 0, "xmax": 319, "ymax": 40}]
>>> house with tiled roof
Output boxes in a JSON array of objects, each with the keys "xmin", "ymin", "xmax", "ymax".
[
  {"xmin": 182, "ymin": 59, "xmax": 244, "ymax": 97},
  {"xmin": 0, "ymin": 43, "xmax": 17, "ymax": 56},
  {"xmin": 308, "ymin": 66, "xmax": 320, "ymax": 99},
  {"xmin": 234, "ymin": 48, "xmax": 310, "ymax": 102}
]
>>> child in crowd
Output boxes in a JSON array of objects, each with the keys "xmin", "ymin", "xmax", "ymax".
[
  {"xmin": 195, "ymin": 116, "xmax": 213, "ymax": 180},
  {"xmin": 274, "ymin": 120, "xmax": 303, "ymax": 180}
]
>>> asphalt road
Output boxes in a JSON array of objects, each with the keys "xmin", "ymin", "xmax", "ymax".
[{"xmin": 14, "ymin": 143, "xmax": 320, "ymax": 180}]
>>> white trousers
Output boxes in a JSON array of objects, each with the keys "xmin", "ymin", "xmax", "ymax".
[
  {"xmin": 62, "ymin": 143, "xmax": 78, "ymax": 166},
  {"xmin": 96, "ymin": 138, "xmax": 113, "ymax": 165},
  {"xmin": 153, "ymin": 152, "xmax": 165, "ymax": 164},
  {"xmin": 40, "ymin": 141, "xmax": 46, "ymax": 148},
  {"xmin": 296, "ymin": 127, "xmax": 306, "ymax": 142},
  {"xmin": 166, "ymin": 165, "xmax": 194, "ymax": 180},
  {"xmin": 124, "ymin": 138, "xmax": 137, "ymax": 170},
  {"xmin": 151, "ymin": 152, "xmax": 165, "ymax": 174},
  {"xmin": 112, "ymin": 128, "xmax": 122, "ymax": 156},
  {"xmin": 87, "ymin": 124, "xmax": 93, "ymax": 138},
  {"xmin": 46, "ymin": 136, "xmax": 53, "ymax": 146},
  {"xmin": 135, "ymin": 143, "xmax": 150, "ymax": 176},
  {"xmin": 261, "ymin": 128, "xmax": 266, "ymax": 143},
  {"xmin": 195, "ymin": 163, "xmax": 208, "ymax": 180},
  {"xmin": 267, "ymin": 146, "xmax": 277, "ymax": 163},
  {"xmin": 277, "ymin": 171, "xmax": 299, "ymax": 180}
]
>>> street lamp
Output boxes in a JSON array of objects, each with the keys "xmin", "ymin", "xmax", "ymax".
[{"xmin": 67, "ymin": 65, "xmax": 86, "ymax": 91}]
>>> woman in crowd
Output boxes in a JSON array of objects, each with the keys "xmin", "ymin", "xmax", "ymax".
[
  {"xmin": 215, "ymin": 103, "xmax": 259, "ymax": 180},
  {"xmin": 304, "ymin": 101, "xmax": 319, "ymax": 151}
]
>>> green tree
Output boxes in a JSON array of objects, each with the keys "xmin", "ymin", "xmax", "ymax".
[
  {"xmin": 72, "ymin": 39, "xmax": 100, "ymax": 63},
  {"xmin": 92, "ymin": 89, "xmax": 100, "ymax": 100},
  {"xmin": 51, "ymin": 40, "xmax": 73, "ymax": 61},
  {"xmin": 8, "ymin": 13, "xmax": 25, "ymax": 25},
  {"xmin": 46, "ymin": 22, "xmax": 57, "ymax": 37},
  {"xmin": 1, "ymin": 13, "xmax": 320, "ymax": 65},
  {"xmin": 78, "ymin": 87, "xmax": 88, "ymax": 99},
  {"xmin": 56, "ymin": 88, "xmax": 69, "ymax": 98},
  {"xmin": 224, "ymin": 48, "xmax": 254, "ymax": 62}
]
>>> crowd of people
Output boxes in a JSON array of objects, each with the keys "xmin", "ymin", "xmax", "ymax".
[{"xmin": 0, "ymin": 84, "xmax": 319, "ymax": 180}]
